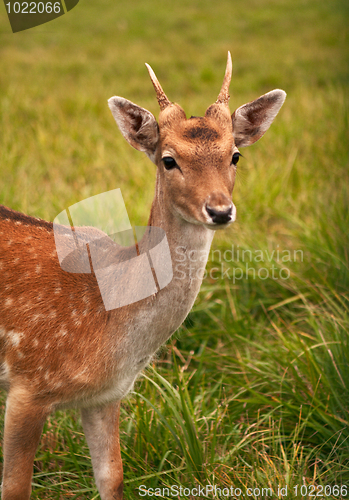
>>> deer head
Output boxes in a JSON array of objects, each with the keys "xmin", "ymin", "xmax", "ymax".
[{"xmin": 108, "ymin": 53, "xmax": 286, "ymax": 229}]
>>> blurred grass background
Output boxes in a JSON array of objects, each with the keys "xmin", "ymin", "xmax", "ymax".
[{"xmin": 0, "ymin": 0, "xmax": 348, "ymax": 498}]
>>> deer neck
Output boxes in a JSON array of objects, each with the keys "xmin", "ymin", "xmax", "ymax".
[{"xmin": 107, "ymin": 173, "xmax": 215, "ymax": 362}]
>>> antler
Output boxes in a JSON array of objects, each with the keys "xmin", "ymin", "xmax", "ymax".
[
  {"xmin": 215, "ymin": 51, "xmax": 232, "ymax": 106},
  {"xmin": 145, "ymin": 63, "xmax": 172, "ymax": 111}
]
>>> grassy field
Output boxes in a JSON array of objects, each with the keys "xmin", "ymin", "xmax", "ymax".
[{"xmin": 0, "ymin": 0, "xmax": 348, "ymax": 498}]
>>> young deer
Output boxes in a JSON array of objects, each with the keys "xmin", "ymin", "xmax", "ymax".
[{"xmin": 0, "ymin": 53, "xmax": 285, "ymax": 499}]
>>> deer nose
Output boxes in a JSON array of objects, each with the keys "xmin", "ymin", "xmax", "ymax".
[{"xmin": 205, "ymin": 203, "xmax": 235, "ymax": 224}]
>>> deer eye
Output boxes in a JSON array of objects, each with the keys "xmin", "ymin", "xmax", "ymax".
[
  {"xmin": 231, "ymin": 152, "xmax": 241, "ymax": 166},
  {"xmin": 162, "ymin": 157, "xmax": 178, "ymax": 170}
]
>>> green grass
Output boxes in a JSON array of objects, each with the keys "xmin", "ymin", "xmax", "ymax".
[{"xmin": 0, "ymin": 0, "xmax": 348, "ymax": 497}]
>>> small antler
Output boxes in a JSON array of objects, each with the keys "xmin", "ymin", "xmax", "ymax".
[
  {"xmin": 216, "ymin": 51, "xmax": 232, "ymax": 106},
  {"xmin": 145, "ymin": 63, "xmax": 172, "ymax": 111}
]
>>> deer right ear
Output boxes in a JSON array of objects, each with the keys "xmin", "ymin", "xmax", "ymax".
[
  {"xmin": 232, "ymin": 89, "xmax": 286, "ymax": 148},
  {"xmin": 108, "ymin": 97, "xmax": 159, "ymax": 163}
]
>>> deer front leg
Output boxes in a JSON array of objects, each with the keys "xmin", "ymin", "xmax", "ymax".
[
  {"xmin": 81, "ymin": 401, "xmax": 123, "ymax": 500},
  {"xmin": 2, "ymin": 387, "xmax": 48, "ymax": 500}
]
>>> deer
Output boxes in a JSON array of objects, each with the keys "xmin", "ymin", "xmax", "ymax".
[{"xmin": 0, "ymin": 52, "xmax": 285, "ymax": 499}]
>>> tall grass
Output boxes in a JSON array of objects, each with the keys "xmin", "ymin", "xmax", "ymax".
[{"xmin": 0, "ymin": 0, "xmax": 348, "ymax": 497}]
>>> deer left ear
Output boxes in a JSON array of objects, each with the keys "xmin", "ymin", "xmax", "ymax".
[
  {"xmin": 232, "ymin": 89, "xmax": 286, "ymax": 148},
  {"xmin": 108, "ymin": 96, "xmax": 159, "ymax": 162}
]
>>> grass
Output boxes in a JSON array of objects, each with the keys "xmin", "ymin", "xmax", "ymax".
[{"xmin": 0, "ymin": 0, "xmax": 348, "ymax": 497}]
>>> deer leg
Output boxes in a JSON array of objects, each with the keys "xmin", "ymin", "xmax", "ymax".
[
  {"xmin": 81, "ymin": 401, "xmax": 123, "ymax": 500},
  {"xmin": 1, "ymin": 387, "xmax": 48, "ymax": 500}
]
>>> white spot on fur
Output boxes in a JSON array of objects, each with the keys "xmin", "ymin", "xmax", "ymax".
[
  {"xmin": 73, "ymin": 367, "xmax": 89, "ymax": 384},
  {"xmin": 58, "ymin": 327, "xmax": 67, "ymax": 337},
  {"xmin": 8, "ymin": 330, "xmax": 23, "ymax": 347},
  {"xmin": 5, "ymin": 297, "xmax": 13, "ymax": 307},
  {"xmin": 36, "ymin": 264, "xmax": 42, "ymax": 274},
  {"xmin": 21, "ymin": 300, "xmax": 32, "ymax": 311},
  {"xmin": 30, "ymin": 313, "xmax": 42, "ymax": 323}
]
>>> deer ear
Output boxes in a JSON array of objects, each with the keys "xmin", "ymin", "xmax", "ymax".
[
  {"xmin": 232, "ymin": 90, "xmax": 286, "ymax": 148},
  {"xmin": 108, "ymin": 97, "xmax": 159, "ymax": 162}
]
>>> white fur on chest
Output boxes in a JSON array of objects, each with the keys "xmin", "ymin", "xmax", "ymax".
[
  {"xmin": 86, "ymin": 227, "xmax": 214, "ymax": 407},
  {"xmin": 119, "ymin": 227, "xmax": 214, "ymax": 358}
]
